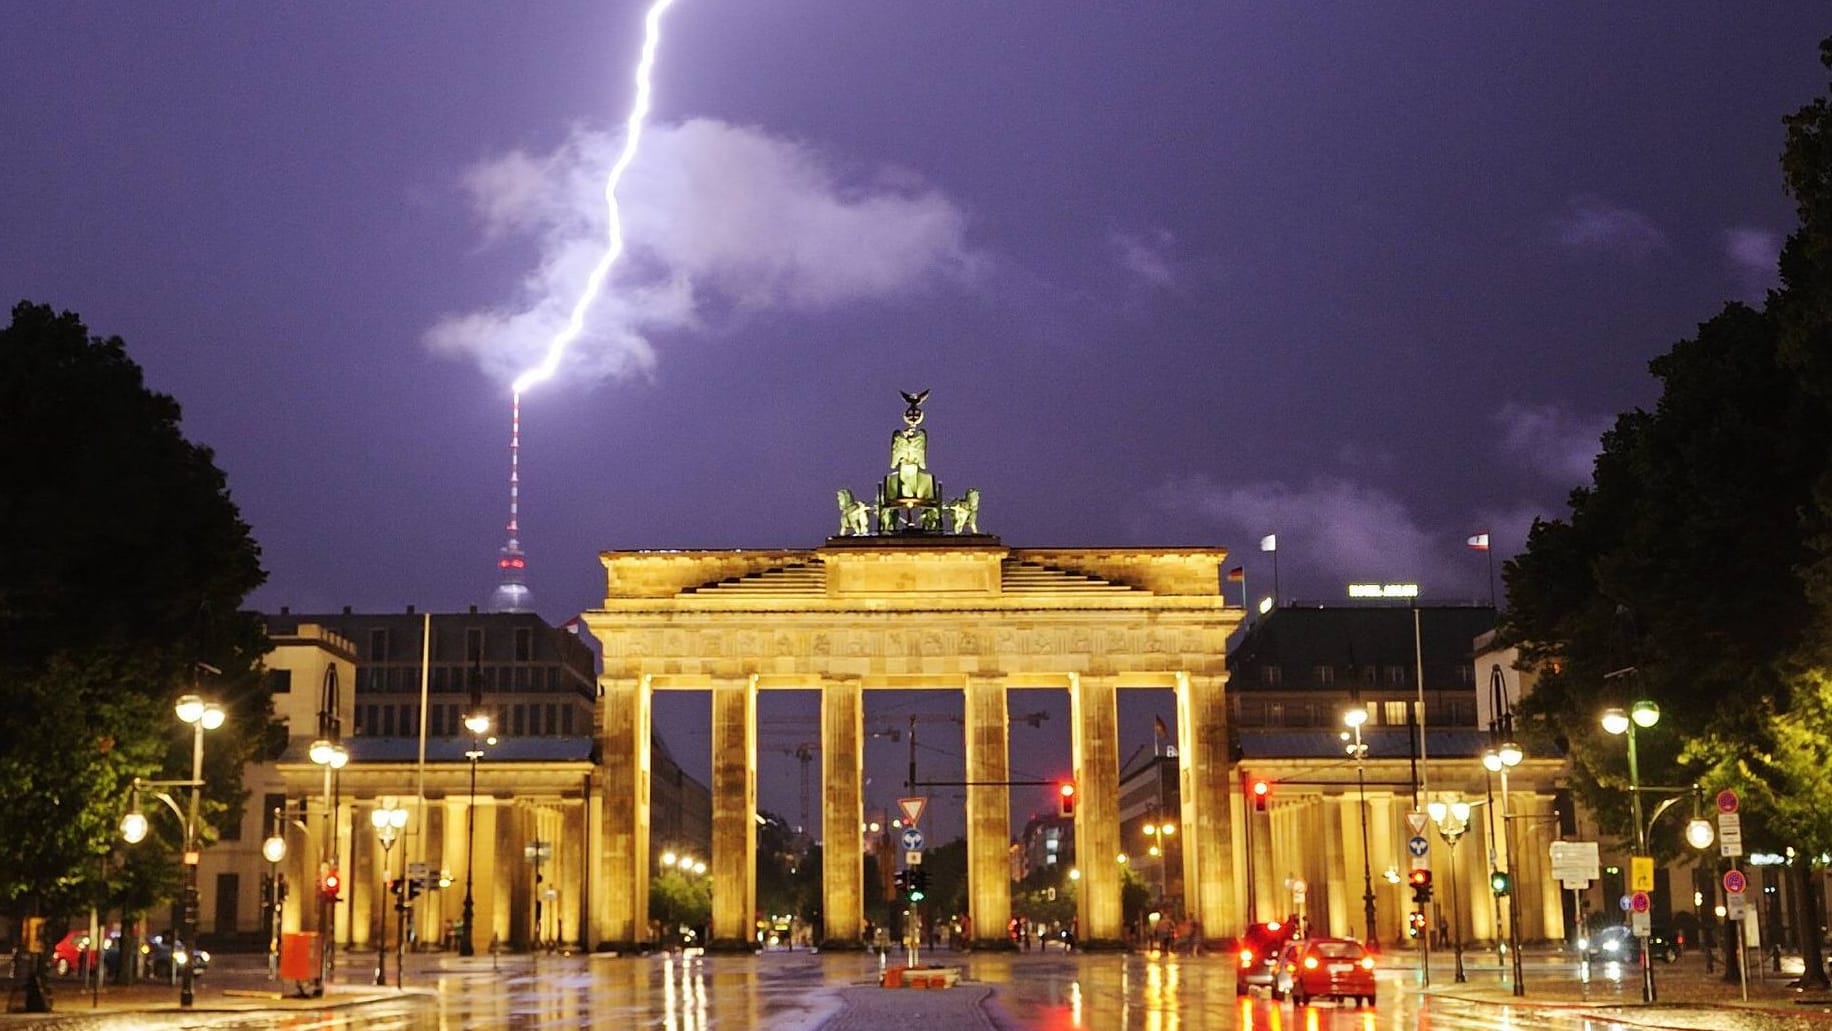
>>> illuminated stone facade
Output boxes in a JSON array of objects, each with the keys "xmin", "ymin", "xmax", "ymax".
[{"xmin": 582, "ymin": 534, "xmax": 1243, "ymax": 950}]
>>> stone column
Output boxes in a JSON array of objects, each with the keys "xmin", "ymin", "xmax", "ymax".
[
  {"xmin": 1176, "ymin": 671, "xmax": 1238, "ymax": 943},
  {"xmin": 820, "ymin": 678, "xmax": 865, "ymax": 947},
  {"xmin": 964, "ymin": 674, "xmax": 1012, "ymax": 948},
  {"xmin": 709, "ymin": 676, "xmax": 758, "ymax": 949},
  {"xmin": 1071, "ymin": 673, "xmax": 1123, "ymax": 946},
  {"xmin": 596, "ymin": 675, "xmax": 651, "ymax": 950}
]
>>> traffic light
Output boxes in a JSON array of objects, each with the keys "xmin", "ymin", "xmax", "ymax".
[
  {"xmin": 275, "ymin": 874, "xmax": 288, "ymax": 903},
  {"xmin": 910, "ymin": 869, "xmax": 929, "ymax": 902},
  {"xmin": 388, "ymin": 877, "xmax": 402, "ymax": 897},
  {"xmin": 261, "ymin": 873, "xmax": 274, "ymax": 907},
  {"xmin": 893, "ymin": 870, "xmax": 910, "ymax": 898},
  {"xmin": 1251, "ymin": 779, "xmax": 1270, "ymax": 812},
  {"xmin": 1058, "ymin": 781, "xmax": 1077, "ymax": 818},
  {"xmin": 1408, "ymin": 911, "xmax": 1427, "ymax": 939},
  {"xmin": 1408, "ymin": 867, "xmax": 1432, "ymax": 904},
  {"xmin": 1489, "ymin": 870, "xmax": 1512, "ymax": 897},
  {"xmin": 407, "ymin": 876, "xmax": 424, "ymax": 901},
  {"xmin": 321, "ymin": 870, "xmax": 342, "ymax": 902}
]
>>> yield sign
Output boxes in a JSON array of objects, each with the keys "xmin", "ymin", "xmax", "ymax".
[
  {"xmin": 1407, "ymin": 811, "xmax": 1429, "ymax": 836},
  {"xmin": 899, "ymin": 796, "xmax": 928, "ymax": 827}
]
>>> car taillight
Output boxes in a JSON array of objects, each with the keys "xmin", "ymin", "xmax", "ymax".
[
  {"xmin": 1360, "ymin": 957, "xmax": 1374, "ymax": 970},
  {"xmin": 1239, "ymin": 948, "xmax": 1254, "ymax": 967},
  {"xmin": 1303, "ymin": 956, "xmax": 1318, "ymax": 969}
]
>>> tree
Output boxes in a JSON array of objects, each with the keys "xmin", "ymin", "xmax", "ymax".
[
  {"xmin": 1503, "ymin": 40, "xmax": 1832, "ymax": 987},
  {"xmin": 0, "ymin": 302, "xmax": 271, "ymax": 936}
]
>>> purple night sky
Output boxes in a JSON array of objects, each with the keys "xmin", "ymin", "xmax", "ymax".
[{"xmin": 3, "ymin": 4, "xmax": 1822, "ymax": 839}]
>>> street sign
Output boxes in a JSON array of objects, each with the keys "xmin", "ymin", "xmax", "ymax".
[
  {"xmin": 1719, "ymin": 812, "xmax": 1744, "ymax": 857},
  {"xmin": 1727, "ymin": 892, "xmax": 1748, "ymax": 919},
  {"xmin": 1549, "ymin": 841, "xmax": 1599, "ymax": 885},
  {"xmin": 1717, "ymin": 789, "xmax": 1740, "ymax": 814},
  {"xmin": 1407, "ymin": 835, "xmax": 1430, "ymax": 858},
  {"xmin": 1291, "ymin": 878, "xmax": 1307, "ymax": 905},
  {"xmin": 1631, "ymin": 890, "xmax": 1650, "ymax": 914},
  {"xmin": 407, "ymin": 861, "xmax": 429, "ymax": 881},
  {"xmin": 905, "ymin": 850, "xmax": 923, "ymax": 866},
  {"xmin": 1630, "ymin": 856, "xmax": 1654, "ymax": 892},
  {"xmin": 898, "ymin": 797, "xmax": 928, "ymax": 827},
  {"xmin": 1619, "ymin": 894, "xmax": 1633, "ymax": 913},
  {"xmin": 1631, "ymin": 910, "xmax": 1651, "ymax": 936},
  {"xmin": 901, "ymin": 827, "xmax": 925, "ymax": 852},
  {"xmin": 1407, "ymin": 812, "xmax": 1429, "ymax": 836},
  {"xmin": 1723, "ymin": 869, "xmax": 1747, "ymax": 894}
]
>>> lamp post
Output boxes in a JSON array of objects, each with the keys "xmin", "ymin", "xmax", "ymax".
[
  {"xmin": 1482, "ymin": 741, "xmax": 1525, "ymax": 995},
  {"xmin": 1142, "ymin": 813, "xmax": 1176, "ymax": 913},
  {"xmin": 1602, "ymin": 700, "xmax": 1660, "ymax": 1002},
  {"xmin": 1343, "ymin": 705, "xmax": 1376, "ymax": 946},
  {"xmin": 173, "ymin": 694, "xmax": 224, "ymax": 1007},
  {"xmin": 310, "ymin": 665, "xmax": 348, "ymax": 988},
  {"xmin": 460, "ymin": 708, "xmax": 492, "ymax": 958},
  {"xmin": 1427, "ymin": 797, "xmax": 1471, "ymax": 983},
  {"xmin": 262, "ymin": 809, "xmax": 287, "ymax": 980},
  {"xmin": 370, "ymin": 801, "xmax": 408, "ymax": 986}
]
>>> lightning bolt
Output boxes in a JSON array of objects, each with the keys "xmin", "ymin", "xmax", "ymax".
[{"xmin": 511, "ymin": 0, "xmax": 678, "ymax": 398}]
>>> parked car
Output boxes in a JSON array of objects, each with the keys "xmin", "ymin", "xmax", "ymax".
[
  {"xmin": 99, "ymin": 931, "xmax": 211, "ymax": 980},
  {"xmin": 1580, "ymin": 925, "xmax": 1679, "ymax": 964},
  {"xmin": 1235, "ymin": 919, "xmax": 1299, "ymax": 995},
  {"xmin": 51, "ymin": 930, "xmax": 96, "ymax": 976},
  {"xmin": 1270, "ymin": 937, "xmax": 1377, "ymax": 1007}
]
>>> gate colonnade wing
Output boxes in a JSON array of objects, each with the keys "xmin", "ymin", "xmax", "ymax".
[{"xmin": 581, "ymin": 534, "xmax": 1243, "ymax": 950}]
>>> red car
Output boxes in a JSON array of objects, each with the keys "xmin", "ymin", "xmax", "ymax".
[
  {"xmin": 51, "ymin": 930, "xmax": 95, "ymax": 977},
  {"xmin": 1271, "ymin": 937, "xmax": 1376, "ymax": 1007},
  {"xmin": 1234, "ymin": 920, "xmax": 1299, "ymax": 994}
]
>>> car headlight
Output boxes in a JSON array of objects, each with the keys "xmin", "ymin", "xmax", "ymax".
[
  {"xmin": 1603, "ymin": 939, "xmax": 1619, "ymax": 953},
  {"xmin": 196, "ymin": 950, "xmax": 209, "ymax": 964},
  {"xmin": 1576, "ymin": 937, "xmax": 1589, "ymax": 951},
  {"xmin": 174, "ymin": 947, "xmax": 189, "ymax": 966}
]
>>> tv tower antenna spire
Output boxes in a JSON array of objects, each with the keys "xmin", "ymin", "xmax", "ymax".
[{"xmin": 488, "ymin": 391, "xmax": 533, "ymax": 613}]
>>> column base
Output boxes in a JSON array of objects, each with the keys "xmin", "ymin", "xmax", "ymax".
[
  {"xmin": 817, "ymin": 938, "xmax": 869, "ymax": 951},
  {"xmin": 1075, "ymin": 938, "xmax": 1130, "ymax": 952},
  {"xmin": 971, "ymin": 937, "xmax": 1019, "ymax": 952},
  {"xmin": 592, "ymin": 940, "xmax": 646, "ymax": 954}
]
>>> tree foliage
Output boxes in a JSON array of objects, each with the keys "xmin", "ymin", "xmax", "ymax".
[
  {"xmin": 0, "ymin": 302, "xmax": 271, "ymax": 923},
  {"xmin": 1502, "ymin": 40, "xmax": 1832, "ymax": 984}
]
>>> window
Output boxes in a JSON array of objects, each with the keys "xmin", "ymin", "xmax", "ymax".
[
  {"xmin": 1383, "ymin": 700, "xmax": 1410, "ymax": 725},
  {"xmin": 513, "ymin": 705, "xmax": 526, "ymax": 735},
  {"xmin": 1262, "ymin": 666, "xmax": 1282, "ymax": 686},
  {"xmin": 398, "ymin": 705, "xmax": 414, "ymax": 737},
  {"xmin": 1455, "ymin": 664, "xmax": 1475, "ymax": 685},
  {"xmin": 1362, "ymin": 665, "xmax": 1378, "ymax": 685},
  {"xmin": 545, "ymin": 704, "xmax": 558, "ymax": 735},
  {"xmin": 369, "ymin": 629, "xmax": 388, "ymax": 663},
  {"xmin": 515, "ymin": 627, "xmax": 533, "ymax": 662},
  {"xmin": 213, "ymin": 873, "xmax": 240, "ymax": 935},
  {"xmin": 1313, "ymin": 665, "xmax": 1335, "ymax": 684},
  {"xmin": 267, "ymin": 669, "xmax": 292, "ymax": 694},
  {"xmin": 562, "ymin": 706, "xmax": 575, "ymax": 735},
  {"xmin": 467, "ymin": 628, "xmax": 484, "ymax": 663},
  {"xmin": 1388, "ymin": 666, "xmax": 1408, "ymax": 685}
]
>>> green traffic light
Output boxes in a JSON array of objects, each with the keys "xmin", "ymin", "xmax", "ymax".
[{"xmin": 1490, "ymin": 871, "xmax": 1511, "ymax": 896}]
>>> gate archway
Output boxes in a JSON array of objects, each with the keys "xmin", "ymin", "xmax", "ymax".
[{"xmin": 582, "ymin": 536, "xmax": 1242, "ymax": 950}]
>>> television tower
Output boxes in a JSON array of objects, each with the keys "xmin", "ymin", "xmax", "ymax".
[{"xmin": 488, "ymin": 393, "xmax": 533, "ymax": 613}]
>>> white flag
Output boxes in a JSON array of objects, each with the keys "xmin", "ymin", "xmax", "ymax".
[
  {"xmin": 1259, "ymin": 534, "xmax": 1278, "ymax": 553},
  {"xmin": 1466, "ymin": 534, "xmax": 1490, "ymax": 551}
]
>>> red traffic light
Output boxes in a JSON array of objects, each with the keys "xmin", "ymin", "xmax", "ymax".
[
  {"xmin": 1251, "ymin": 779, "xmax": 1270, "ymax": 811},
  {"xmin": 1058, "ymin": 781, "xmax": 1077, "ymax": 818},
  {"xmin": 1407, "ymin": 868, "xmax": 1431, "ymax": 888},
  {"xmin": 322, "ymin": 871, "xmax": 342, "ymax": 900}
]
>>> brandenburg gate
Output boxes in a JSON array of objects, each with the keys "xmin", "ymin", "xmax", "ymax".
[{"xmin": 580, "ymin": 394, "xmax": 1243, "ymax": 949}]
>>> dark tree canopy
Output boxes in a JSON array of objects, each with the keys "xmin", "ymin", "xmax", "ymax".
[
  {"xmin": 1501, "ymin": 39, "xmax": 1832, "ymax": 985},
  {"xmin": 0, "ymin": 301, "xmax": 271, "ymax": 920}
]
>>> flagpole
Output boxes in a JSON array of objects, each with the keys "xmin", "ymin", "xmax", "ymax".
[{"xmin": 1488, "ymin": 547, "xmax": 1497, "ymax": 610}]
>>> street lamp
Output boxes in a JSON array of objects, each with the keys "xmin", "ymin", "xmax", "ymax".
[
  {"xmin": 1482, "ymin": 741, "xmax": 1525, "ymax": 995},
  {"xmin": 309, "ymin": 664, "xmax": 349, "ymax": 990},
  {"xmin": 1426, "ymin": 797, "xmax": 1472, "ymax": 983},
  {"xmin": 1602, "ymin": 699, "xmax": 1659, "ymax": 1002},
  {"xmin": 369, "ymin": 801, "xmax": 408, "ymax": 986},
  {"xmin": 460, "ymin": 708, "xmax": 492, "ymax": 958},
  {"xmin": 262, "ymin": 809, "xmax": 287, "ymax": 979},
  {"xmin": 1343, "ymin": 705, "xmax": 1376, "ymax": 947},
  {"xmin": 1142, "ymin": 813, "xmax": 1176, "ymax": 910},
  {"xmin": 173, "ymin": 694, "xmax": 223, "ymax": 1007}
]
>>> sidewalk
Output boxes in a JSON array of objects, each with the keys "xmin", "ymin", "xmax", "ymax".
[
  {"xmin": 1, "ymin": 957, "xmax": 425, "ymax": 1024},
  {"xmin": 1412, "ymin": 951, "xmax": 1832, "ymax": 1023}
]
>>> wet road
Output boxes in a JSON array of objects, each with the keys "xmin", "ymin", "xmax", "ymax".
[{"xmin": 20, "ymin": 950, "xmax": 1832, "ymax": 1031}]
